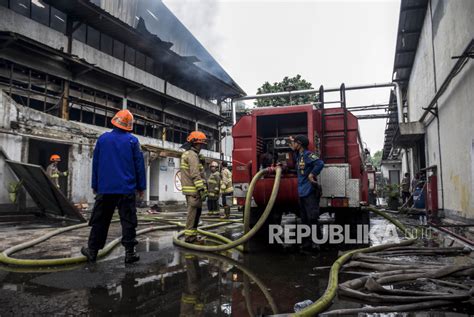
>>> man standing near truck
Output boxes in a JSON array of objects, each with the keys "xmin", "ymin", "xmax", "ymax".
[
  {"xmin": 180, "ymin": 131, "xmax": 208, "ymax": 243},
  {"xmin": 289, "ymin": 135, "xmax": 324, "ymax": 251}
]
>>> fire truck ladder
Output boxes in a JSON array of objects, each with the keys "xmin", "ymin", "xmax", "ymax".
[{"xmin": 320, "ymin": 83, "xmax": 349, "ymax": 163}]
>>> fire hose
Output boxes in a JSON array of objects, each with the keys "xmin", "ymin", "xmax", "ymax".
[
  {"xmin": 0, "ymin": 221, "xmax": 234, "ymax": 267},
  {"xmin": 172, "ymin": 166, "xmax": 282, "ymax": 251},
  {"xmin": 1, "ymin": 164, "xmax": 419, "ymax": 316},
  {"xmin": 173, "ymin": 165, "xmax": 418, "ymax": 316}
]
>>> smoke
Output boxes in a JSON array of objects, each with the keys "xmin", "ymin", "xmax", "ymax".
[{"xmin": 163, "ymin": 0, "xmax": 223, "ymax": 55}]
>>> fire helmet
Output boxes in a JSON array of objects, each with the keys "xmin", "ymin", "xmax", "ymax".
[
  {"xmin": 186, "ymin": 131, "xmax": 207, "ymax": 144},
  {"xmin": 210, "ymin": 161, "xmax": 219, "ymax": 168},
  {"xmin": 111, "ymin": 109, "xmax": 134, "ymax": 131},
  {"xmin": 50, "ymin": 154, "xmax": 61, "ymax": 162}
]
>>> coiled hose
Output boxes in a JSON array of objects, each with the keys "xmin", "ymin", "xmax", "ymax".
[
  {"xmin": 173, "ymin": 166, "xmax": 282, "ymax": 252},
  {"xmin": 292, "ymin": 206, "xmax": 416, "ymax": 317}
]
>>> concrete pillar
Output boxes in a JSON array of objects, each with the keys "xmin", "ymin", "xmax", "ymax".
[
  {"xmin": 60, "ymin": 81, "xmax": 70, "ymax": 120},
  {"xmin": 195, "ymin": 121, "xmax": 199, "ymax": 131}
]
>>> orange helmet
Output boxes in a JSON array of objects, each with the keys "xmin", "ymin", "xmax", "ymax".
[
  {"xmin": 50, "ymin": 154, "xmax": 61, "ymax": 162},
  {"xmin": 186, "ymin": 131, "xmax": 207, "ymax": 144},
  {"xmin": 111, "ymin": 109, "xmax": 134, "ymax": 131}
]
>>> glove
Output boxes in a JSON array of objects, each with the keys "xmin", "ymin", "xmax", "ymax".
[
  {"xmin": 199, "ymin": 189, "xmax": 208, "ymax": 201},
  {"xmin": 63, "ymin": 171, "xmax": 68, "ymax": 177}
]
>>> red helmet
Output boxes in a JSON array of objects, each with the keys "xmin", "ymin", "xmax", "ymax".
[
  {"xmin": 186, "ymin": 131, "xmax": 207, "ymax": 144},
  {"xmin": 111, "ymin": 109, "xmax": 134, "ymax": 131},
  {"xmin": 50, "ymin": 154, "xmax": 61, "ymax": 162}
]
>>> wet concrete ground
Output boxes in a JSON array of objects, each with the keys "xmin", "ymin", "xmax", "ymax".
[{"xmin": 0, "ymin": 208, "xmax": 473, "ymax": 316}]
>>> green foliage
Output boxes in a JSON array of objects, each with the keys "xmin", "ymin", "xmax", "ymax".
[
  {"xmin": 385, "ymin": 183, "xmax": 400, "ymax": 200},
  {"xmin": 255, "ymin": 74, "xmax": 318, "ymax": 107},
  {"xmin": 368, "ymin": 150, "xmax": 383, "ymax": 169}
]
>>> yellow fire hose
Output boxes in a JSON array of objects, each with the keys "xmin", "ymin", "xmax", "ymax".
[
  {"xmin": 0, "ymin": 220, "xmax": 234, "ymax": 267},
  {"xmin": 173, "ymin": 167, "xmax": 282, "ymax": 252},
  {"xmin": 173, "ymin": 164, "xmax": 418, "ymax": 316}
]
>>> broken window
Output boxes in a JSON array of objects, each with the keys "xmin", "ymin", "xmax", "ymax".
[
  {"xmin": 113, "ymin": 40, "xmax": 124, "ymax": 60},
  {"xmin": 73, "ymin": 22, "xmax": 86, "ymax": 42},
  {"xmin": 86, "ymin": 26, "xmax": 100, "ymax": 50},
  {"xmin": 135, "ymin": 51, "xmax": 146, "ymax": 71},
  {"xmin": 125, "ymin": 46, "xmax": 136, "ymax": 65},
  {"xmin": 145, "ymin": 56, "xmax": 154, "ymax": 74},
  {"xmin": 100, "ymin": 33, "xmax": 113, "ymax": 55},
  {"xmin": 50, "ymin": 7, "xmax": 67, "ymax": 33},
  {"xmin": 31, "ymin": 0, "xmax": 50, "ymax": 26},
  {"xmin": 11, "ymin": 0, "xmax": 30, "ymax": 17}
]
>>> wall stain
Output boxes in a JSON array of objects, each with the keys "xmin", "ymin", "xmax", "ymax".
[{"xmin": 450, "ymin": 174, "xmax": 470, "ymax": 216}]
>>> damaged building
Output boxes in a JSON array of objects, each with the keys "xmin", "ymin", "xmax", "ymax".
[
  {"xmin": 383, "ymin": 0, "xmax": 474, "ymax": 221},
  {"xmin": 0, "ymin": 0, "xmax": 245, "ymax": 212}
]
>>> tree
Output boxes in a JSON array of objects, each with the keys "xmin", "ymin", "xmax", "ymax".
[
  {"xmin": 368, "ymin": 150, "xmax": 383, "ymax": 169},
  {"xmin": 255, "ymin": 75, "xmax": 319, "ymax": 107}
]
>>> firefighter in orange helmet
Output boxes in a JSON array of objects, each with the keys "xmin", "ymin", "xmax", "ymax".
[
  {"xmin": 46, "ymin": 154, "xmax": 68, "ymax": 189},
  {"xmin": 180, "ymin": 131, "xmax": 208, "ymax": 243}
]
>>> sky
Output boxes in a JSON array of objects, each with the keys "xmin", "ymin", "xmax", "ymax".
[{"xmin": 164, "ymin": 0, "xmax": 401, "ymax": 153}]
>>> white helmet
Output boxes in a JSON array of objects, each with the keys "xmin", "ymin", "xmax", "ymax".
[{"xmin": 210, "ymin": 161, "xmax": 219, "ymax": 168}]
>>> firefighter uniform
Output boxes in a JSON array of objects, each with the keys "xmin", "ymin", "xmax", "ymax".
[
  {"xmin": 180, "ymin": 146, "xmax": 207, "ymax": 241},
  {"xmin": 46, "ymin": 163, "xmax": 68, "ymax": 188},
  {"xmin": 295, "ymin": 149, "xmax": 324, "ymax": 243},
  {"xmin": 46, "ymin": 154, "xmax": 68, "ymax": 189},
  {"xmin": 220, "ymin": 165, "xmax": 233, "ymax": 217},
  {"xmin": 180, "ymin": 254, "xmax": 205, "ymax": 317},
  {"xmin": 207, "ymin": 169, "xmax": 221, "ymax": 215}
]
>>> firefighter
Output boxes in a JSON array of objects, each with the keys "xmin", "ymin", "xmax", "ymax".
[
  {"xmin": 81, "ymin": 109, "xmax": 146, "ymax": 264},
  {"xmin": 401, "ymin": 172, "xmax": 411, "ymax": 204},
  {"xmin": 46, "ymin": 154, "xmax": 68, "ymax": 189},
  {"xmin": 180, "ymin": 131, "xmax": 208, "ymax": 243},
  {"xmin": 207, "ymin": 161, "xmax": 221, "ymax": 215},
  {"xmin": 180, "ymin": 254, "xmax": 205, "ymax": 317},
  {"xmin": 220, "ymin": 161, "xmax": 233, "ymax": 218},
  {"xmin": 289, "ymin": 135, "xmax": 324, "ymax": 251}
]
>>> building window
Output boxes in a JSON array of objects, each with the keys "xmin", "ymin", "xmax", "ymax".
[
  {"xmin": 113, "ymin": 40, "xmax": 124, "ymax": 60},
  {"xmin": 86, "ymin": 26, "xmax": 100, "ymax": 50},
  {"xmin": 135, "ymin": 51, "xmax": 146, "ymax": 70},
  {"xmin": 73, "ymin": 22, "xmax": 86, "ymax": 42},
  {"xmin": 100, "ymin": 33, "xmax": 113, "ymax": 55},
  {"xmin": 50, "ymin": 7, "xmax": 67, "ymax": 33},
  {"xmin": 125, "ymin": 45, "xmax": 135, "ymax": 65},
  {"xmin": 145, "ymin": 56, "xmax": 154, "ymax": 74},
  {"xmin": 11, "ymin": 0, "xmax": 30, "ymax": 17},
  {"xmin": 31, "ymin": 0, "xmax": 49, "ymax": 26}
]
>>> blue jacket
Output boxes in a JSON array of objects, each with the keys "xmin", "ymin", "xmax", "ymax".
[
  {"xmin": 92, "ymin": 128, "xmax": 146, "ymax": 194},
  {"xmin": 295, "ymin": 150, "xmax": 324, "ymax": 198}
]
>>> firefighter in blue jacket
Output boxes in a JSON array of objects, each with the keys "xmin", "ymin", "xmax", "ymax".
[
  {"xmin": 81, "ymin": 109, "xmax": 146, "ymax": 264},
  {"xmin": 290, "ymin": 135, "xmax": 324, "ymax": 251}
]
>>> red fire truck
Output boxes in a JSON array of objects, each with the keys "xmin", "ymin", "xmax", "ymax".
[{"xmin": 231, "ymin": 83, "xmax": 399, "ymax": 230}]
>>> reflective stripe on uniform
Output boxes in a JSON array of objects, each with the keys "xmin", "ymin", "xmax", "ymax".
[{"xmin": 182, "ymin": 185, "xmax": 197, "ymax": 193}]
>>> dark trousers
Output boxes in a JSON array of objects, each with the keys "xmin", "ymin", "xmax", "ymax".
[
  {"xmin": 299, "ymin": 193, "xmax": 321, "ymax": 244},
  {"xmin": 88, "ymin": 194, "xmax": 138, "ymax": 250},
  {"xmin": 222, "ymin": 192, "xmax": 233, "ymax": 206},
  {"xmin": 207, "ymin": 199, "xmax": 218, "ymax": 212},
  {"xmin": 402, "ymin": 191, "xmax": 411, "ymax": 204}
]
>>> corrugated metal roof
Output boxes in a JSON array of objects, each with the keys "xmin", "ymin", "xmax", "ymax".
[
  {"xmin": 383, "ymin": 0, "xmax": 428, "ymax": 160},
  {"xmin": 44, "ymin": 0, "xmax": 245, "ymax": 99}
]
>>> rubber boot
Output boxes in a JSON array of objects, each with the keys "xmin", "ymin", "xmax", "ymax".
[
  {"xmin": 81, "ymin": 247, "xmax": 98, "ymax": 263},
  {"xmin": 224, "ymin": 206, "xmax": 231, "ymax": 219},
  {"xmin": 125, "ymin": 247, "xmax": 140, "ymax": 264}
]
